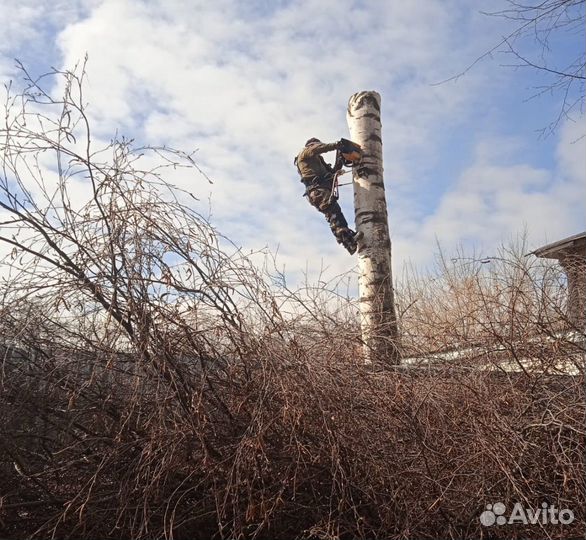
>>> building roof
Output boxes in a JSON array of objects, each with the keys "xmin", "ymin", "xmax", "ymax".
[{"xmin": 531, "ymin": 232, "xmax": 586, "ymax": 259}]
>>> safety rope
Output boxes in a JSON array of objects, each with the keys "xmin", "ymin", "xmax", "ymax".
[
  {"xmin": 328, "ymin": 143, "xmax": 363, "ymax": 203},
  {"xmin": 329, "ymin": 169, "xmax": 347, "ymax": 203}
]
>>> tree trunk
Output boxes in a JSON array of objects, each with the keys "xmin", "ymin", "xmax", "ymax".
[{"xmin": 347, "ymin": 91, "xmax": 400, "ymax": 366}]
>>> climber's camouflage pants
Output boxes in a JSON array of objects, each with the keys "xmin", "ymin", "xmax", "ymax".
[{"xmin": 307, "ymin": 188, "xmax": 352, "ymax": 246}]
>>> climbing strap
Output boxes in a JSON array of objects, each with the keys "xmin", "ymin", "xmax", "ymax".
[
  {"xmin": 328, "ymin": 141, "xmax": 363, "ymax": 203},
  {"xmin": 329, "ymin": 169, "xmax": 346, "ymax": 203}
]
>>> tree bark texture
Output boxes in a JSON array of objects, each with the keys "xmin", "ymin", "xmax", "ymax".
[{"xmin": 347, "ymin": 91, "xmax": 400, "ymax": 366}]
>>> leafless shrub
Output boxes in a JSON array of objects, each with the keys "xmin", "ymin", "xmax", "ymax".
[
  {"xmin": 0, "ymin": 65, "xmax": 583, "ymax": 539},
  {"xmin": 398, "ymin": 240, "xmax": 584, "ymax": 372}
]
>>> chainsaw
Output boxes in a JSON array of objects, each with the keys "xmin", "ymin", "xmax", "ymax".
[{"xmin": 336, "ymin": 138, "xmax": 363, "ymax": 169}]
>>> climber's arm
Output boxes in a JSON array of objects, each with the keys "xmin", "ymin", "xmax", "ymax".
[{"xmin": 303, "ymin": 141, "xmax": 341, "ymax": 157}]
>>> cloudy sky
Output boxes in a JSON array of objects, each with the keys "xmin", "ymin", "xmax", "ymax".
[{"xmin": 1, "ymin": 0, "xmax": 584, "ymax": 285}]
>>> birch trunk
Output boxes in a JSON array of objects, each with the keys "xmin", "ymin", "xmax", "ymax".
[{"xmin": 347, "ymin": 91, "xmax": 400, "ymax": 366}]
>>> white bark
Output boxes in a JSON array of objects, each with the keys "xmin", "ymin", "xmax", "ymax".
[{"xmin": 347, "ymin": 91, "xmax": 400, "ymax": 365}]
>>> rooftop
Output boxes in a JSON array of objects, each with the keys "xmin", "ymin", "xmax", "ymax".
[{"xmin": 531, "ymin": 232, "xmax": 586, "ymax": 259}]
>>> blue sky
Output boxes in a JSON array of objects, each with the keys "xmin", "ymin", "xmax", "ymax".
[{"xmin": 1, "ymin": 0, "xmax": 584, "ymax": 285}]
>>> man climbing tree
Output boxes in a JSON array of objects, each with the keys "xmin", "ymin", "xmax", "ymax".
[{"xmin": 294, "ymin": 138, "xmax": 361, "ymax": 254}]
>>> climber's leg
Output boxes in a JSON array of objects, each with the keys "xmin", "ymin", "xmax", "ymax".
[{"xmin": 307, "ymin": 189, "xmax": 357, "ymax": 254}]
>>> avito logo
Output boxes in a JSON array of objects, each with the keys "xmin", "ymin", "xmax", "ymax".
[{"xmin": 480, "ymin": 502, "xmax": 574, "ymax": 526}]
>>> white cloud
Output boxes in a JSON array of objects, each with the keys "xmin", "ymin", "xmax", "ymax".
[
  {"xmin": 396, "ymin": 121, "xmax": 586, "ymax": 267},
  {"xmin": 556, "ymin": 118, "xmax": 586, "ymax": 184},
  {"xmin": 0, "ymin": 0, "xmax": 583, "ymax": 288}
]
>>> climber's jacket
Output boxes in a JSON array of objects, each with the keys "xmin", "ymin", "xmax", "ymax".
[{"xmin": 294, "ymin": 141, "xmax": 341, "ymax": 194}]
